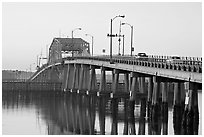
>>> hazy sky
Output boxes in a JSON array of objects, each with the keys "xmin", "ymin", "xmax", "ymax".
[{"xmin": 2, "ymin": 2, "xmax": 202, "ymax": 71}]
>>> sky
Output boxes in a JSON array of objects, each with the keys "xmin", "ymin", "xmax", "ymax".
[{"xmin": 2, "ymin": 2, "xmax": 202, "ymax": 71}]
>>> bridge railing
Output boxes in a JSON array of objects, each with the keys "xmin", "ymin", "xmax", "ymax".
[
  {"xmin": 27, "ymin": 63, "xmax": 49, "ymax": 81},
  {"xmin": 64, "ymin": 56, "xmax": 202, "ymax": 73},
  {"xmin": 148, "ymin": 55, "xmax": 202, "ymax": 64},
  {"xmin": 64, "ymin": 55, "xmax": 202, "ymax": 65}
]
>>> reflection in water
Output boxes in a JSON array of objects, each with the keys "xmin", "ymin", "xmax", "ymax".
[{"xmin": 2, "ymin": 90, "xmax": 201, "ymax": 135}]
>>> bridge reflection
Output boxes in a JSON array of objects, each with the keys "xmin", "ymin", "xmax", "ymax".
[{"xmin": 2, "ymin": 90, "xmax": 199, "ymax": 135}]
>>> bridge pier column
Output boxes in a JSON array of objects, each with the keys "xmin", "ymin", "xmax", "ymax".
[
  {"xmin": 71, "ymin": 64, "xmax": 80, "ymax": 91},
  {"xmin": 124, "ymin": 73, "xmax": 129, "ymax": 93},
  {"xmin": 173, "ymin": 82, "xmax": 182, "ymax": 135},
  {"xmin": 64, "ymin": 64, "xmax": 74, "ymax": 91},
  {"xmin": 161, "ymin": 81, "xmax": 168, "ymax": 135},
  {"xmin": 79, "ymin": 64, "xmax": 89, "ymax": 91},
  {"xmin": 128, "ymin": 99, "xmax": 136, "ymax": 135},
  {"xmin": 88, "ymin": 66, "xmax": 97, "ymax": 92},
  {"xmin": 111, "ymin": 98, "xmax": 118, "ymax": 135},
  {"xmin": 82, "ymin": 65, "xmax": 90, "ymax": 91},
  {"xmin": 151, "ymin": 75, "xmax": 161, "ymax": 132},
  {"xmin": 123, "ymin": 99, "xmax": 128, "ymax": 135},
  {"xmin": 182, "ymin": 82, "xmax": 199, "ymax": 135},
  {"xmin": 147, "ymin": 76, "xmax": 153, "ymax": 118},
  {"xmin": 139, "ymin": 77, "xmax": 146, "ymax": 94},
  {"xmin": 99, "ymin": 67, "xmax": 106, "ymax": 92},
  {"xmin": 63, "ymin": 64, "xmax": 69, "ymax": 91},
  {"xmin": 112, "ymin": 69, "xmax": 120, "ymax": 93},
  {"xmin": 78, "ymin": 65, "xmax": 84, "ymax": 91},
  {"xmin": 98, "ymin": 97, "xmax": 106, "ymax": 134},
  {"xmin": 129, "ymin": 72, "xmax": 139, "ymax": 101},
  {"xmin": 138, "ymin": 97, "xmax": 146, "ymax": 135},
  {"xmin": 112, "ymin": 71, "xmax": 115, "ymax": 92}
]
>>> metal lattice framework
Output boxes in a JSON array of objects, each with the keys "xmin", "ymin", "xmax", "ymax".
[{"xmin": 48, "ymin": 38, "xmax": 90, "ymax": 64}]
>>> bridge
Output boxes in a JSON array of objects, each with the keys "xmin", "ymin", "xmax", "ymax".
[{"xmin": 28, "ymin": 37, "xmax": 201, "ymax": 134}]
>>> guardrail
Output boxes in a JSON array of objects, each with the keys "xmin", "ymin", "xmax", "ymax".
[{"xmin": 63, "ymin": 56, "xmax": 202, "ymax": 73}]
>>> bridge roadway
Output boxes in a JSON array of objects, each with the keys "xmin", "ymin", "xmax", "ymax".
[
  {"xmin": 62, "ymin": 56, "xmax": 202, "ymax": 83},
  {"xmin": 30, "ymin": 55, "xmax": 202, "ymax": 84}
]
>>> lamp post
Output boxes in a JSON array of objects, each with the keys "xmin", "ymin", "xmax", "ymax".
[
  {"xmin": 121, "ymin": 23, "xmax": 133, "ymax": 56},
  {"xmin": 109, "ymin": 15, "xmax": 125, "ymax": 63},
  {"xmin": 71, "ymin": 28, "xmax": 82, "ymax": 56},
  {"xmin": 72, "ymin": 27, "xmax": 82, "ymax": 38},
  {"xmin": 85, "ymin": 34, "xmax": 94, "ymax": 56}
]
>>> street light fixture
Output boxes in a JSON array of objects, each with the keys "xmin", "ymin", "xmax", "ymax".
[
  {"xmin": 72, "ymin": 27, "xmax": 82, "ymax": 38},
  {"xmin": 109, "ymin": 15, "xmax": 125, "ymax": 63},
  {"xmin": 85, "ymin": 34, "xmax": 94, "ymax": 56},
  {"xmin": 121, "ymin": 23, "xmax": 133, "ymax": 56}
]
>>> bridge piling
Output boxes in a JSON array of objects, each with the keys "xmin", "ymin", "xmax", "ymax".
[
  {"xmin": 90, "ymin": 96, "xmax": 96, "ymax": 134},
  {"xmin": 78, "ymin": 65, "xmax": 85, "ymax": 91},
  {"xmin": 113, "ymin": 69, "xmax": 120, "ymax": 94},
  {"xmin": 111, "ymin": 98, "xmax": 118, "ymax": 135},
  {"xmin": 123, "ymin": 99, "xmax": 128, "ymax": 135},
  {"xmin": 147, "ymin": 76, "xmax": 153, "ymax": 118},
  {"xmin": 112, "ymin": 71, "xmax": 115, "ymax": 92},
  {"xmin": 85, "ymin": 95, "xmax": 93, "ymax": 134},
  {"xmin": 129, "ymin": 72, "xmax": 138, "ymax": 101},
  {"xmin": 88, "ymin": 66, "xmax": 97, "ymax": 92},
  {"xmin": 98, "ymin": 97, "xmax": 106, "ymax": 135},
  {"xmin": 138, "ymin": 98, "xmax": 146, "ymax": 135},
  {"xmin": 182, "ymin": 82, "xmax": 199, "ymax": 134},
  {"xmin": 71, "ymin": 64, "xmax": 80, "ymax": 91},
  {"xmin": 173, "ymin": 82, "xmax": 184, "ymax": 135},
  {"xmin": 66, "ymin": 64, "xmax": 74, "ymax": 91},
  {"xmin": 63, "ymin": 64, "xmax": 69, "ymax": 91},
  {"xmin": 161, "ymin": 82, "xmax": 168, "ymax": 135},
  {"xmin": 82, "ymin": 65, "xmax": 90, "ymax": 91},
  {"xmin": 77, "ymin": 94, "xmax": 84, "ymax": 134},
  {"xmin": 151, "ymin": 76, "xmax": 161, "ymax": 123},
  {"xmin": 71, "ymin": 64, "xmax": 77, "ymax": 91},
  {"xmin": 193, "ymin": 84, "xmax": 199, "ymax": 135},
  {"xmin": 99, "ymin": 67, "xmax": 106, "ymax": 93},
  {"xmin": 124, "ymin": 73, "xmax": 129, "ymax": 93},
  {"xmin": 129, "ymin": 99, "xmax": 136, "ymax": 135},
  {"xmin": 139, "ymin": 77, "xmax": 146, "ymax": 94}
]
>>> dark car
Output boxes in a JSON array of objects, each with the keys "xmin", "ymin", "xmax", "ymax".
[
  {"xmin": 166, "ymin": 56, "xmax": 184, "ymax": 64},
  {"xmin": 135, "ymin": 52, "xmax": 148, "ymax": 61},
  {"xmin": 137, "ymin": 52, "xmax": 148, "ymax": 57}
]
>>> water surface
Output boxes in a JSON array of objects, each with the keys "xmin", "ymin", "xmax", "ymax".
[{"xmin": 2, "ymin": 90, "xmax": 202, "ymax": 135}]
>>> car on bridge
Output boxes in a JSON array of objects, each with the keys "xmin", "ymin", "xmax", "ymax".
[
  {"xmin": 166, "ymin": 56, "xmax": 184, "ymax": 64},
  {"xmin": 135, "ymin": 52, "xmax": 148, "ymax": 61}
]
